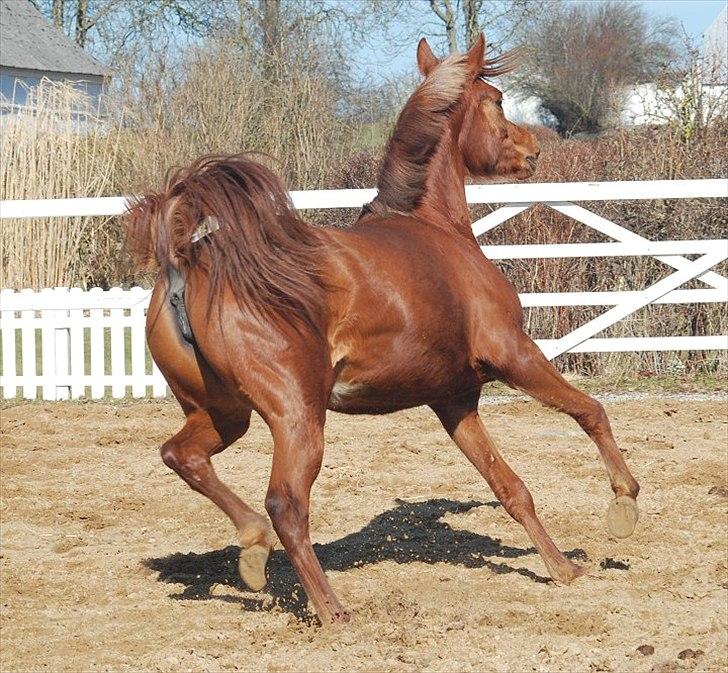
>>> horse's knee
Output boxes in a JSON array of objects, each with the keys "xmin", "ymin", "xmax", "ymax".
[
  {"xmin": 265, "ymin": 488, "xmax": 297, "ymax": 523},
  {"xmin": 574, "ymin": 397, "xmax": 609, "ymax": 435},
  {"xmin": 265, "ymin": 487, "xmax": 307, "ymax": 542}
]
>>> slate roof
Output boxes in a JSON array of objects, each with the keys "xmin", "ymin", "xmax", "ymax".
[{"xmin": 0, "ymin": 0, "xmax": 108, "ymax": 77}]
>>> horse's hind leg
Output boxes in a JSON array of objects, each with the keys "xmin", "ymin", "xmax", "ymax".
[
  {"xmin": 492, "ymin": 333, "xmax": 640, "ymax": 538},
  {"xmin": 264, "ymin": 412, "xmax": 350, "ymax": 623},
  {"xmin": 433, "ymin": 397, "xmax": 586, "ymax": 584},
  {"xmin": 160, "ymin": 409, "xmax": 275, "ymax": 591},
  {"xmin": 147, "ymin": 277, "xmax": 273, "ymax": 590}
]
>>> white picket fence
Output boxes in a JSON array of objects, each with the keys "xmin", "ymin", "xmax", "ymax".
[
  {"xmin": 0, "ymin": 286, "xmax": 166, "ymax": 400},
  {"xmin": 1, "ymin": 178, "xmax": 727, "ymax": 401}
]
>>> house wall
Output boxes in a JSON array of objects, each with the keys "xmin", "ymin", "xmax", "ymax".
[
  {"xmin": 0, "ymin": 65, "xmax": 105, "ymax": 112},
  {"xmin": 703, "ymin": 4, "xmax": 727, "ymax": 85}
]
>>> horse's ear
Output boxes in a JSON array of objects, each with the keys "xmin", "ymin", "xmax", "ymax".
[
  {"xmin": 417, "ymin": 38, "xmax": 439, "ymax": 76},
  {"xmin": 466, "ymin": 33, "xmax": 486, "ymax": 70}
]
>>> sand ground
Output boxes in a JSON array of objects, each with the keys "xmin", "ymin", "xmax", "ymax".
[{"xmin": 1, "ymin": 395, "xmax": 726, "ymax": 672}]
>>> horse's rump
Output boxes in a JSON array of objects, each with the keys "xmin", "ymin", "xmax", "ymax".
[{"xmin": 124, "ymin": 155, "xmax": 327, "ymax": 331}]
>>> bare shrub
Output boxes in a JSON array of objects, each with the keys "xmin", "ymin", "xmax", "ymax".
[
  {"xmin": 645, "ymin": 36, "xmax": 728, "ymax": 146},
  {"xmin": 515, "ymin": 0, "xmax": 677, "ymax": 135},
  {"xmin": 111, "ymin": 38, "xmax": 351, "ymax": 193}
]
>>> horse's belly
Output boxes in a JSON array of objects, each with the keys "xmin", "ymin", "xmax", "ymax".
[
  {"xmin": 327, "ymin": 362, "xmax": 479, "ymax": 415},
  {"xmin": 327, "ymin": 380, "xmax": 426, "ymax": 414}
]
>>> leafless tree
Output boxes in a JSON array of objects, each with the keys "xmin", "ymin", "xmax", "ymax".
[
  {"xmin": 644, "ymin": 33, "xmax": 728, "ymax": 146},
  {"xmin": 31, "ymin": 0, "xmax": 208, "ymax": 52},
  {"xmin": 51, "ymin": 0, "xmax": 63, "ymax": 27},
  {"xmin": 423, "ymin": 0, "xmax": 533, "ymax": 54},
  {"xmin": 32, "ymin": 0, "xmax": 394, "ymax": 89},
  {"xmin": 514, "ymin": 0, "xmax": 678, "ymax": 135}
]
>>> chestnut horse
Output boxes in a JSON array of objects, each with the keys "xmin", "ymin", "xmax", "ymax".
[{"xmin": 125, "ymin": 35, "xmax": 639, "ymax": 624}]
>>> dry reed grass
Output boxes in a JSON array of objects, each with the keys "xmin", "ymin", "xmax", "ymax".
[{"xmin": 0, "ymin": 80, "xmax": 121, "ymax": 289}]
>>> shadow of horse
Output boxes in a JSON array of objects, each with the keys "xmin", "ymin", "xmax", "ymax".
[{"xmin": 144, "ymin": 498, "xmax": 588, "ymax": 621}]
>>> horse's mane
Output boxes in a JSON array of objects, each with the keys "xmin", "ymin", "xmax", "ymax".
[
  {"xmin": 125, "ymin": 155, "xmax": 327, "ymax": 332},
  {"xmin": 366, "ymin": 49, "xmax": 516, "ymax": 217}
]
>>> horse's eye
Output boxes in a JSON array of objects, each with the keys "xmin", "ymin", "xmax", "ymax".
[{"xmin": 496, "ymin": 100, "xmax": 503, "ymax": 108}]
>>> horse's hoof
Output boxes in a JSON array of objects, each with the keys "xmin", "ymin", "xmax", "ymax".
[
  {"xmin": 548, "ymin": 559, "xmax": 589, "ymax": 585},
  {"xmin": 238, "ymin": 543, "xmax": 270, "ymax": 592},
  {"xmin": 607, "ymin": 495, "xmax": 639, "ymax": 539}
]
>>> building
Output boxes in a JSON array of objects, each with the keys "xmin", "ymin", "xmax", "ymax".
[
  {"xmin": 0, "ymin": 0, "xmax": 109, "ymax": 112},
  {"xmin": 703, "ymin": 3, "xmax": 727, "ymax": 84}
]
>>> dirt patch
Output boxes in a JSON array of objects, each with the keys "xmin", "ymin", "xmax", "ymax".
[{"xmin": 1, "ymin": 397, "xmax": 726, "ymax": 672}]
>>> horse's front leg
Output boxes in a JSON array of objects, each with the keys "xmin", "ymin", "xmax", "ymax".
[
  {"xmin": 433, "ymin": 395, "xmax": 587, "ymax": 584},
  {"xmin": 265, "ymin": 410, "xmax": 350, "ymax": 624},
  {"xmin": 493, "ymin": 332, "xmax": 640, "ymax": 538}
]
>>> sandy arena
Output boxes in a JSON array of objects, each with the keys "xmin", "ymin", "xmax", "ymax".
[{"xmin": 1, "ymin": 394, "xmax": 726, "ymax": 672}]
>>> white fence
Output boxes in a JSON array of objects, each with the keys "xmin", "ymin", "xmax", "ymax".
[
  {"xmin": 0, "ymin": 287, "xmax": 166, "ymax": 400},
  {"xmin": 1, "ymin": 179, "xmax": 726, "ymax": 400}
]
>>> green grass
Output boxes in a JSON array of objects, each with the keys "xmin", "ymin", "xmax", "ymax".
[{"xmin": 483, "ymin": 372, "xmax": 727, "ymax": 397}]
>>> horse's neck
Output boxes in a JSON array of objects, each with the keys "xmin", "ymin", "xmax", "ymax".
[{"xmin": 411, "ymin": 130, "xmax": 472, "ymax": 237}]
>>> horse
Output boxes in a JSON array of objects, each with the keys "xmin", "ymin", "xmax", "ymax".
[{"xmin": 124, "ymin": 35, "xmax": 640, "ymax": 624}]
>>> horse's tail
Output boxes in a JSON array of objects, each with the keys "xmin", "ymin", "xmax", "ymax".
[{"xmin": 124, "ymin": 154, "xmax": 327, "ymax": 331}]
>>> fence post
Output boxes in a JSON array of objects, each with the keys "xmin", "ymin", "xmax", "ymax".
[
  {"xmin": 20, "ymin": 288, "xmax": 36, "ymax": 400},
  {"xmin": 130, "ymin": 287, "xmax": 147, "ymax": 398},
  {"xmin": 40, "ymin": 288, "xmax": 58, "ymax": 400},
  {"xmin": 0, "ymin": 289, "xmax": 17, "ymax": 399},
  {"xmin": 89, "ymin": 287, "xmax": 105, "ymax": 399},
  {"xmin": 109, "ymin": 287, "xmax": 126, "ymax": 398},
  {"xmin": 68, "ymin": 287, "xmax": 84, "ymax": 399},
  {"xmin": 151, "ymin": 361, "xmax": 167, "ymax": 398},
  {"xmin": 53, "ymin": 287, "xmax": 71, "ymax": 400}
]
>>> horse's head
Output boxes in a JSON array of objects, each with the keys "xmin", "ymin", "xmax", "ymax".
[{"xmin": 416, "ymin": 35, "xmax": 539, "ymax": 181}]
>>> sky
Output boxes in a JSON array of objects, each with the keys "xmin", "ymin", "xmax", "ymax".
[
  {"xmin": 639, "ymin": 0, "xmax": 726, "ymax": 39},
  {"xmin": 354, "ymin": 0, "xmax": 728, "ymax": 85}
]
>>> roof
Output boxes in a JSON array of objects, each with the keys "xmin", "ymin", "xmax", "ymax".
[{"xmin": 0, "ymin": 0, "xmax": 109, "ymax": 77}]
